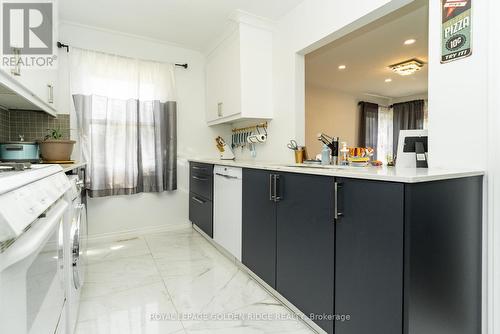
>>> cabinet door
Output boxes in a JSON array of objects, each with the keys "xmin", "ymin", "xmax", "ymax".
[
  {"xmin": 189, "ymin": 193, "xmax": 213, "ymax": 237},
  {"xmin": 276, "ymin": 173, "xmax": 335, "ymax": 334},
  {"xmin": 242, "ymin": 168, "xmax": 276, "ymax": 288},
  {"xmin": 335, "ymin": 178, "xmax": 404, "ymax": 334},
  {"xmin": 190, "ymin": 169, "xmax": 213, "ymax": 201},
  {"xmin": 205, "ymin": 30, "xmax": 241, "ymax": 123},
  {"xmin": 14, "ymin": 69, "xmax": 57, "ymax": 105}
]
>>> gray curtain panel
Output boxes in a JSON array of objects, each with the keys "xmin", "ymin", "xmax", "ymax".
[
  {"xmin": 359, "ymin": 102, "xmax": 379, "ymax": 157},
  {"xmin": 73, "ymin": 95, "xmax": 177, "ymax": 198},
  {"xmin": 392, "ymin": 100, "xmax": 424, "ymax": 157}
]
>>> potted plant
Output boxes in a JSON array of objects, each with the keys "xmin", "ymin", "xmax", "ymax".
[{"xmin": 38, "ymin": 128, "xmax": 76, "ymax": 162}]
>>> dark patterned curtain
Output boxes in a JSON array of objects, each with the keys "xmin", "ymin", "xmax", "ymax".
[
  {"xmin": 359, "ymin": 102, "xmax": 379, "ymax": 157},
  {"xmin": 392, "ymin": 100, "xmax": 425, "ymax": 157}
]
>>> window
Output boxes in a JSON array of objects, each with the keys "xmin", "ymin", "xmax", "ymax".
[
  {"xmin": 377, "ymin": 106, "xmax": 393, "ymax": 164},
  {"xmin": 70, "ymin": 48, "xmax": 177, "ymax": 197}
]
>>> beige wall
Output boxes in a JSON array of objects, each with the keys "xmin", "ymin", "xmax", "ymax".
[
  {"xmin": 305, "ymin": 85, "xmax": 361, "ymax": 156},
  {"xmin": 305, "ymin": 84, "xmax": 389, "ymax": 157},
  {"xmin": 305, "ymin": 83, "xmax": 428, "ymax": 157}
]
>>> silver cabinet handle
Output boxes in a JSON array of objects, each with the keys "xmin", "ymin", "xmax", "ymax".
[
  {"xmin": 11, "ymin": 48, "xmax": 21, "ymax": 76},
  {"xmin": 217, "ymin": 102, "xmax": 223, "ymax": 117},
  {"xmin": 192, "ymin": 166, "xmax": 206, "ymax": 171},
  {"xmin": 47, "ymin": 84, "xmax": 54, "ymax": 104},
  {"xmin": 269, "ymin": 174, "xmax": 274, "ymax": 201},
  {"xmin": 192, "ymin": 196, "xmax": 205, "ymax": 204},
  {"xmin": 274, "ymin": 175, "xmax": 282, "ymax": 202},
  {"xmin": 192, "ymin": 175, "xmax": 208, "ymax": 181},
  {"xmin": 334, "ymin": 181, "xmax": 343, "ymax": 221},
  {"xmin": 5, "ymin": 145, "xmax": 23, "ymax": 151}
]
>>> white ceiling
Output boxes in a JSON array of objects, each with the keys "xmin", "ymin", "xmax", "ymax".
[
  {"xmin": 306, "ymin": 2, "xmax": 429, "ymax": 100},
  {"xmin": 59, "ymin": 0, "xmax": 303, "ymax": 51}
]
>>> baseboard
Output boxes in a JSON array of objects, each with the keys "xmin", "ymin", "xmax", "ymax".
[{"xmin": 87, "ymin": 221, "xmax": 191, "ymax": 243}]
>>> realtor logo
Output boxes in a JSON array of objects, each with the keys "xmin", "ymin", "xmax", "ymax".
[{"xmin": 2, "ymin": 2, "xmax": 53, "ymax": 55}]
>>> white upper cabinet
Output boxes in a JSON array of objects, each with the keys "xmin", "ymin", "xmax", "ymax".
[
  {"xmin": 206, "ymin": 12, "xmax": 273, "ymax": 125},
  {"xmin": 10, "ymin": 67, "xmax": 58, "ymax": 109},
  {"xmin": 0, "ymin": 1, "xmax": 59, "ymax": 116}
]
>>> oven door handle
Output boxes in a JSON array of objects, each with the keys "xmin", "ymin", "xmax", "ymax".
[
  {"xmin": 72, "ymin": 204, "xmax": 85, "ymax": 289},
  {"xmin": 0, "ymin": 200, "xmax": 68, "ymax": 271}
]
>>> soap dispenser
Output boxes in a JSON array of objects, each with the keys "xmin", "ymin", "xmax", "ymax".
[{"xmin": 321, "ymin": 144, "xmax": 331, "ymax": 165}]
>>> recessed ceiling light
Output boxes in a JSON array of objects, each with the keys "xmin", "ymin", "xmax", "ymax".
[
  {"xmin": 385, "ymin": 78, "xmax": 392, "ymax": 83},
  {"xmin": 338, "ymin": 65, "xmax": 346, "ymax": 70},
  {"xmin": 404, "ymin": 39, "xmax": 416, "ymax": 45}
]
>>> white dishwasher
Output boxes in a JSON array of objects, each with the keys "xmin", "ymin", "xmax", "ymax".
[{"xmin": 213, "ymin": 165, "xmax": 242, "ymax": 260}]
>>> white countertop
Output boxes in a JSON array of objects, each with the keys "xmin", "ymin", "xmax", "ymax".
[
  {"xmin": 60, "ymin": 161, "xmax": 87, "ymax": 173},
  {"xmin": 189, "ymin": 158, "xmax": 484, "ymax": 183}
]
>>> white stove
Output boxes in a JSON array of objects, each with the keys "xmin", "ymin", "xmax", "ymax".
[
  {"xmin": 0, "ymin": 164, "xmax": 69, "ymax": 246},
  {"xmin": 0, "ymin": 163, "xmax": 71, "ymax": 334}
]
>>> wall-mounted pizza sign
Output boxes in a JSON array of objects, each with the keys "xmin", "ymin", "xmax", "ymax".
[{"xmin": 441, "ymin": 0, "xmax": 472, "ymax": 63}]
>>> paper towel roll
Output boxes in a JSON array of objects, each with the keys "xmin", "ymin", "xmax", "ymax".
[{"xmin": 247, "ymin": 134, "xmax": 267, "ymax": 144}]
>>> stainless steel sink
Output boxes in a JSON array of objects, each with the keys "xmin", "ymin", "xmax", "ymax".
[{"xmin": 284, "ymin": 164, "xmax": 346, "ymax": 170}]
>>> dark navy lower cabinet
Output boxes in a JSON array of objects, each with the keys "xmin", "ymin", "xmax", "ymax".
[
  {"xmin": 334, "ymin": 178, "xmax": 405, "ymax": 334},
  {"xmin": 276, "ymin": 172, "xmax": 335, "ymax": 334},
  {"xmin": 404, "ymin": 177, "xmax": 483, "ymax": 334},
  {"xmin": 188, "ymin": 162, "xmax": 214, "ymax": 237},
  {"xmin": 239, "ymin": 168, "xmax": 482, "ymax": 334},
  {"xmin": 242, "ymin": 168, "xmax": 277, "ymax": 288}
]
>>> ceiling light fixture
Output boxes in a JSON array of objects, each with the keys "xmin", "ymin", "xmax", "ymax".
[
  {"xmin": 389, "ymin": 58, "xmax": 425, "ymax": 76},
  {"xmin": 404, "ymin": 39, "xmax": 416, "ymax": 45},
  {"xmin": 385, "ymin": 78, "xmax": 392, "ymax": 83},
  {"xmin": 338, "ymin": 65, "xmax": 346, "ymax": 70}
]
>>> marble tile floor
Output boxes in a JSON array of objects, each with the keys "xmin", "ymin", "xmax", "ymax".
[{"xmin": 76, "ymin": 225, "xmax": 317, "ymax": 334}]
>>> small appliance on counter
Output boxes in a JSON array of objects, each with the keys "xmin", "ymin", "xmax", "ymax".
[
  {"xmin": 215, "ymin": 136, "xmax": 235, "ymax": 160},
  {"xmin": 396, "ymin": 129, "xmax": 428, "ymax": 168},
  {"xmin": 0, "ymin": 136, "xmax": 40, "ymax": 163}
]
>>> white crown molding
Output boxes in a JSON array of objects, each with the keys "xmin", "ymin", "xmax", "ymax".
[
  {"xmin": 203, "ymin": 9, "xmax": 275, "ymax": 56},
  {"xmin": 229, "ymin": 9, "xmax": 275, "ymax": 31}
]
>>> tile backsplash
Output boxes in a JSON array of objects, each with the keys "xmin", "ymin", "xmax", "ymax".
[
  {"xmin": 0, "ymin": 109, "xmax": 9, "ymax": 142},
  {"xmin": 0, "ymin": 110, "xmax": 70, "ymax": 142}
]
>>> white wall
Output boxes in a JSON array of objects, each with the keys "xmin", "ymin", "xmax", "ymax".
[
  {"xmin": 428, "ymin": 1, "xmax": 488, "ymax": 169},
  {"xmin": 58, "ymin": 22, "xmax": 230, "ymax": 236}
]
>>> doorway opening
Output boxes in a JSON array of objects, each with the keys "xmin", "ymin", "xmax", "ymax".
[{"xmin": 304, "ymin": 1, "xmax": 429, "ymax": 164}]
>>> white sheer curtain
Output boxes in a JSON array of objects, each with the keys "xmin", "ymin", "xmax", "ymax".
[
  {"xmin": 377, "ymin": 106, "xmax": 393, "ymax": 165},
  {"xmin": 376, "ymin": 100, "xmax": 427, "ymax": 164},
  {"xmin": 70, "ymin": 48, "xmax": 177, "ymax": 197}
]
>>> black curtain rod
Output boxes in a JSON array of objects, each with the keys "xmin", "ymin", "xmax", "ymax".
[
  {"xmin": 56, "ymin": 41, "xmax": 188, "ymax": 69},
  {"xmin": 57, "ymin": 41, "xmax": 69, "ymax": 52}
]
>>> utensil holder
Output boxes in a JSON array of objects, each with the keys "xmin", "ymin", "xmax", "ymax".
[{"xmin": 294, "ymin": 149, "xmax": 305, "ymax": 163}]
